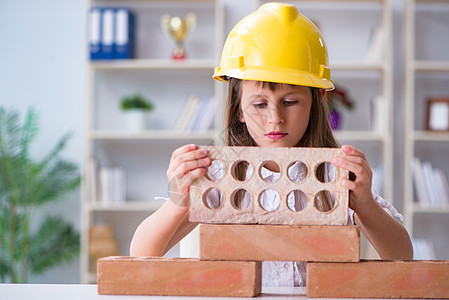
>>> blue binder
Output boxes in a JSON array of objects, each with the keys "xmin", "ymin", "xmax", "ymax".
[
  {"xmin": 101, "ymin": 8, "xmax": 115, "ymax": 60},
  {"xmin": 89, "ymin": 7, "xmax": 102, "ymax": 60},
  {"xmin": 114, "ymin": 8, "xmax": 134, "ymax": 59}
]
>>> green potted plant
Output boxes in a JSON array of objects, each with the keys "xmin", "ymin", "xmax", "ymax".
[
  {"xmin": 120, "ymin": 93, "xmax": 155, "ymax": 131},
  {"xmin": 0, "ymin": 107, "xmax": 80, "ymax": 283}
]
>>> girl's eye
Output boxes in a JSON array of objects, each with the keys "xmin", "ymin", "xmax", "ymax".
[
  {"xmin": 253, "ymin": 102, "xmax": 267, "ymax": 109},
  {"xmin": 284, "ymin": 100, "xmax": 298, "ymax": 106}
]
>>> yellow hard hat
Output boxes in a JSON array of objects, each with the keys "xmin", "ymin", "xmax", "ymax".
[{"xmin": 213, "ymin": 2, "xmax": 334, "ymax": 90}]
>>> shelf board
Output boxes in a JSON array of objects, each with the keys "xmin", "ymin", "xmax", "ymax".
[
  {"xmin": 331, "ymin": 61, "xmax": 384, "ymax": 71},
  {"xmin": 414, "ymin": 60, "xmax": 449, "ymax": 72},
  {"xmin": 90, "ymin": 130, "xmax": 388, "ymax": 142},
  {"xmin": 413, "ymin": 204, "xmax": 449, "ymax": 213},
  {"xmin": 333, "ymin": 130, "xmax": 386, "ymax": 141},
  {"xmin": 90, "ymin": 130, "xmax": 217, "ymax": 141},
  {"xmin": 259, "ymin": 0, "xmax": 385, "ymax": 6},
  {"xmin": 90, "ymin": 59, "xmax": 386, "ymax": 72},
  {"xmin": 100, "ymin": 0, "xmax": 217, "ymax": 2},
  {"xmin": 413, "ymin": 131, "xmax": 449, "ymax": 141},
  {"xmin": 88, "ymin": 200, "xmax": 164, "ymax": 212},
  {"xmin": 90, "ymin": 59, "xmax": 217, "ymax": 70},
  {"xmin": 414, "ymin": 0, "xmax": 449, "ymax": 4}
]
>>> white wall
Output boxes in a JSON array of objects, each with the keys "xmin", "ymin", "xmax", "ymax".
[{"xmin": 0, "ymin": 0, "xmax": 87, "ymax": 283}]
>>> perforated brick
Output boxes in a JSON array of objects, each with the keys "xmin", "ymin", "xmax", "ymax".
[
  {"xmin": 97, "ymin": 256, "xmax": 261, "ymax": 297},
  {"xmin": 307, "ymin": 260, "xmax": 449, "ymax": 298},
  {"xmin": 189, "ymin": 146, "xmax": 349, "ymax": 225}
]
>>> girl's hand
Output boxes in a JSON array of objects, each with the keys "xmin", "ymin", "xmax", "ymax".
[
  {"xmin": 166, "ymin": 144, "xmax": 211, "ymax": 208},
  {"xmin": 331, "ymin": 145, "xmax": 374, "ymax": 212}
]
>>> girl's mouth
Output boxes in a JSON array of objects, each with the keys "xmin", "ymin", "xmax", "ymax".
[{"xmin": 266, "ymin": 131, "xmax": 288, "ymax": 139}]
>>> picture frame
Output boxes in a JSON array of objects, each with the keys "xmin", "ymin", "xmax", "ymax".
[{"xmin": 426, "ymin": 97, "xmax": 449, "ymax": 132}]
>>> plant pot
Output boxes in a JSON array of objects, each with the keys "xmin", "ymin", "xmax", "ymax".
[{"xmin": 123, "ymin": 109, "xmax": 147, "ymax": 131}]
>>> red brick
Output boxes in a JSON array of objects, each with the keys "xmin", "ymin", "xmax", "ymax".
[
  {"xmin": 200, "ymin": 224, "xmax": 360, "ymax": 262},
  {"xmin": 97, "ymin": 256, "xmax": 261, "ymax": 297},
  {"xmin": 307, "ymin": 260, "xmax": 449, "ymax": 298}
]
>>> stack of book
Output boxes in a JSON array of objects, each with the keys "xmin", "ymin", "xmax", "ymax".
[
  {"xmin": 89, "ymin": 7, "xmax": 134, "ymax": 60},
  {"xmin": 174, "ymin": 94, "xmax": 218, "ymax": 132},
  {"xmin": 412, "ymin": 157, "xmax": 449, "ymax": 207},
  {"xmin": 99, "ymin": 167, "xmax": 126, "ymax": 204},
  {"xmin": 88, "ymin": 159, "xmax": 127, "ymax": 205}
]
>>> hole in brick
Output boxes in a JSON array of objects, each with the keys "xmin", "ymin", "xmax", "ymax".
[
  {"xmin": 287, "ymin": 161, "xmax": 308, "ymax": 183},
  {"xmin": 231, "ymin": 189, "xmax": 251, "ymax": 210},
  {"xmin": 313, "ymin": 190, "xmax": 336, "ymax": 212},
  {"xmin": 259, "ymin": 161, "xmax": 280, "ymax": 182},
  {"xmin": 231, "ymin": 160, "xmax": 253, "ymax": 182},
  {"xmin": 205, "ymin": 160, "xmax": 225, "ymax": 181},
  {"xmin": 315, "ymin": 162, "xmax": 336, "ymax": 183},
  {"xmin": 202, "ymin": 188, "xmax": 223, "ymax": 210},
  {"xmin": 287, "ymin": 190, "xmax": 307, "ymax": 212},
  {"xmin": 259, "ymin": 189, "xmax": 280, "ymax": 212}
]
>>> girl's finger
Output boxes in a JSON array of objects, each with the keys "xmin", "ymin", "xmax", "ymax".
[
  {"xmin": 172, "ymin": 149, "xmax": 209, "ymax": 170},
  {"xmin": 340, "ymin": 177, "xmax": 357, "ymax": 190},
  {"xmin": 334, "ymin": 145, "xmax": 370, "ymax": 174},
  {"xmin": 170, "ymin": 144, "xmax": 198, "ymax": 163},
  {"xmin": 332, "ymin": 157, "xmax": 371, "ymax": 182},
  {"xmin": 334, "ymin": 155, "xmax": 370, "ymax": 171},
  {"xmin": 341, "ymin": 145, "xmax": 367, "ymax": 160},
  {"xmin": 168, "ymin": 147, "xmax": 209, "ymax": 173},
  {"xmin": 174, "ymin": 156, "xmax": 211, "ymax": 177}
]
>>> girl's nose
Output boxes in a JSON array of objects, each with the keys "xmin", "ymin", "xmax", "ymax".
[{"xmin": 268, "ymin": 106, "xmax": 285, "ymax": 124}]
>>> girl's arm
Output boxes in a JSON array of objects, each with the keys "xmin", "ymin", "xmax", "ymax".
[
  {"xmin": 129, "ymin": 144, "xmax": 210, "ymax": 256},
  {"xmin": 352, "ymin": 198, "xmax": 412, "ymax": 260},
  {"xmin": 332, "ymin": 145, "xmax": 413, "ymax": 260},
  {"xmin": 129, "ymin": 201, "xmax": 196, "ymax": 256}
]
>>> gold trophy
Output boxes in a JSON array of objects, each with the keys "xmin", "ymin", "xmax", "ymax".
[{"xmin": 161, "ymin": 13, "xmax": 197, "ymax": 60}]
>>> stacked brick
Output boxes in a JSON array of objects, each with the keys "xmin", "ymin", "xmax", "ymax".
[
  {"xmin": 97, "ymin": 256, "xmax": 261, "ymax": 297},
  {"xmin": 97, "ymin": 146, "xmax": 449, "ymax": 298},
  {"xmin": 307, "ymin": 260, "xmax": 449, "ymax": 298}
]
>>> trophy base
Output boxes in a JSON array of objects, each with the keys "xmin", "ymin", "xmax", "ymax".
[
  {"xmin": 172, "ymin": 53, "xmax": 186, "ymax": 60},
  {"xmin": 172, "ymin": 43, "xmax": 186, "ymax": 60}
]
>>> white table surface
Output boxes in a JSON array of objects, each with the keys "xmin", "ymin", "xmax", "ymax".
[{"xmin": 0, "ymin": 284, "xmax": 423, "ymax": 300}]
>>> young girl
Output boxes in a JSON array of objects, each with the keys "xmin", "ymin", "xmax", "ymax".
[{"xmin": 130, "ymin": 2, "xmax": 413, "ymax": 287}]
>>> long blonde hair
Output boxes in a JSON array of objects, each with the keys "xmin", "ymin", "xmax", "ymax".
[{"xmin": 224, "ymin": 78, "xmax": 340, "ymax": 210}]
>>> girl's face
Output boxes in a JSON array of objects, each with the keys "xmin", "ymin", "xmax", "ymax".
[{"xmin": 239, "ymin": 80, "xmax": 312, "ymax": 148}]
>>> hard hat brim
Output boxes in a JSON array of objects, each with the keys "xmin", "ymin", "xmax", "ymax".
[{"xmin": 213, "ymin": 67, "xmax": 335, "ymax": 91}]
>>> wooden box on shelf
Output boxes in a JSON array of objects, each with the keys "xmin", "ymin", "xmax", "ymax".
[{"xmin": 89, "ymin": 224, "xmax": 119, "ymax": 272}]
